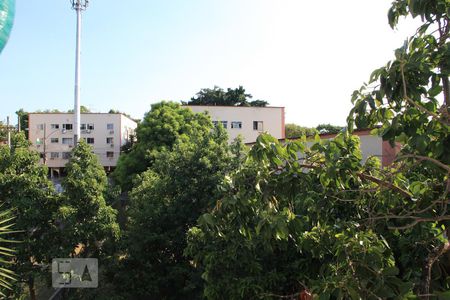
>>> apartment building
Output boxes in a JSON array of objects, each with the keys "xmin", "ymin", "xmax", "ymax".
[
  {"xmin": 186, "ymin": 105, "xmax": 285, "ymax": 143},
  {"xmin": 28, "ymin": 113, "xmax": 137, "ymax": 176}
]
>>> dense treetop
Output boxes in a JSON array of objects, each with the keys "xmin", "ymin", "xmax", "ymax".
[{"xmin": 185, "ymin": 86, "xmax": 269, "ymax": 107}]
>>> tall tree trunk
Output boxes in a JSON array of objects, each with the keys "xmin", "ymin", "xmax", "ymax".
[{"xmin": 28, "ymin": 275, "xmax": 36, "ymax": 300}]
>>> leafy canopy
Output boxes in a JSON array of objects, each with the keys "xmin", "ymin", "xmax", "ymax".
[
  {"xmin": 112, "ymin": 125, "xmax": 245, "ymax": 299},
  {"xmin": 61, "ymin": 140, "xmax": 120, "ymax": 257},
  {"xmin": 113, "ymin": 101, "xmax": 213, "ymax": 191},
  {"xmin": 186, "ymin": 86, "xmax": 269, "ymax": 107}
]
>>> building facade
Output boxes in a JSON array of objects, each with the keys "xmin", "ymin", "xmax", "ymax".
[
  {"xmin": 28, "ymin": 113, "xmax": 137, "ymax": 176},
  {"xmin": 186, "ymin": 105, "xmax": 285, "ymax": 143}
]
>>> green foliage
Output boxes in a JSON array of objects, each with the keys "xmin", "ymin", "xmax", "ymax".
[
  {"xmin": 111, "ymin": 126, "xmax": 245, "ymax": 299},
  {"xmin": 316, "ymin": 123, "xmax": 345, "ymax": 134},
  {"xmin": 0, "ymin": 207, "xmax": 16, "ymax": 297},
  {"xmin": 61, "ymin": 141, "xmax": 120, "ymax": 257},
  {"xmin": 186, "ymin": 86, "xmax": 269, "ymax": 107},
  {"xmin": 0, "ymin": 133, "xmax": 60, "ymax": 298},
  {"xmin": 0, "ymin": 122, "xmax": 7, "ymax": 143},
  {"xmin": 15, "ymin": 109, "xmax": 28, "ymax": 139},
  {"xmin": 285, "ymin": 123, "xmax": 318, "ymax": 138},
  {"xmin": 346, "ymin": 3, "xmax": 450, "ymax": 295},
  {"xmin": 113, "ymin": 101, "xmax": 213, "ymax": 191},
  {"xmin": 187, "ymin": 133, "xmax": 446, "ymax": 299},
  {"xmin": 186, "ymin": 1, "xmax": 450, "ymax": 298}
]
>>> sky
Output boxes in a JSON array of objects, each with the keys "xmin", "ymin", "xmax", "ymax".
[{"xmin": 0, "ymin": 0, "xmax": 420, "ymax": 127}]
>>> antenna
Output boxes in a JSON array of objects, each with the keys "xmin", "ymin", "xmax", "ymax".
[
  {"xmin": 71, "ymin": 0, "xmax": 89, "ymax": 145},
  {"xmin": 71, "ymin": 0, "xmax": 89, "ymax": 11}
]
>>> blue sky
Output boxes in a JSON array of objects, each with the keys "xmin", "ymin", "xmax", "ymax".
[{"xmin": 0, "ymin": 0, "xmax": 419, "ymax": 126}]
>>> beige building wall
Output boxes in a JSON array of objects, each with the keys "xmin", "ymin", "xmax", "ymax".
[
  {"xmin": 308, "ymin": 134, "xmax": 383, "ymax": 163},
  {"xmin": 28, "ymin": 113, "xmax": 137, "ymax": 171},
  {"xmin": 186, "ymin": 105, "xmax": 285, "ymax": 143}
]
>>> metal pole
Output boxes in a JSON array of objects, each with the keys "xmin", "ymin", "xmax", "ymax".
[
  {"xmin": 73, "ymin": 1, "xmax": 82, "ymax": 145},
  {"xmin": 6, "ymin": 116, "xmax": 10, "ymax": 148}
]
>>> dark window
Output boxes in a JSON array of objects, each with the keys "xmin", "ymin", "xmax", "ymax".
[
  {"xmin": 63, "ymin": 124, "xmax": 73, "ymax": 130},
  {"xmin": 253, "ymin": 121, "xmax": 263, "ymax": 131}
]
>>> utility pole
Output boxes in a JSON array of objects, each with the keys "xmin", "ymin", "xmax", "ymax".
[
  {"xmin": 71, "ymin": 0, "xmax": 89, "ymax": 145},
  {"xmin": 6, "ymin": 116, "xmax": 10, "ymax": 148}
]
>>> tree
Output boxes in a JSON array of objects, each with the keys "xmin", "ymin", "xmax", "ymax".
[
  {"xmin": 0, "ymin": 121, "xmax": 7, "ymax": 143},
  {"xmin": 316, "ymin": 123, "xmax": 344, "ymax": 134},
  {"xmin": 111, "ymin": 126, "xmax": 245, "ymax": 299},
  {"xmin": 187, "ymin": 134, "xmax": 424, "ymax": 299},
  {"xmin": 0, "ymin": 207, "xmax": 16, "ymax": 297},
  {"xmin": 187, "ymin": 1, "xmax": 450, "ymax": 298},
  {"xmin": 16, "ymin": 109, "xmax": 29, "ymax": 138},
  {"xmin": 348, "ymin": 0, "xmax": 450, "ymax": 296},
  {"xmin": 0, "ymin": 133, "xmax": 61, "ymax": 300},
  {"xmin": 285, "ymin": 123, "xmax": 317, "ymax": 138},
  {"xmin": 112, "ymin": 101, "xmax": 213, "ymax": 191},
  {"xmin": 186, "ymin": 86, "xmax": 269, "ymax": 107},
  {"xmin": 60, "ymin": 140, "xmax": 120, "ymax": 258}
]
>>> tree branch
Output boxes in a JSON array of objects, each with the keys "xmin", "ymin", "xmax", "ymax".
[
  {"xmin": 396, "ymin": 154, "xmax": 450, "ymax": 172},
  {"xmin": 357, "ymin": 172, "xmax": 412, "ymax": 198}
]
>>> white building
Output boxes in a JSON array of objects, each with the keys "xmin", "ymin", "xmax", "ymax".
[
  {"xmin": 28, "ymin": 113, "xmax": 137, "ymax": 176},
  {"xmin": 186, "ymin": 105, "xmax": 285, "ymax": 143}
]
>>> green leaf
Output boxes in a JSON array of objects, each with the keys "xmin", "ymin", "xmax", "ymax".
[{"xmin": 382, "ymin": 266, "xmax": 399, "ymax": 276}]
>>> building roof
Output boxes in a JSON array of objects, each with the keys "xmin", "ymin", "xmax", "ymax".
[
  {"xmin": 185, "ymin": 105, "xmax": 285, "ymax": 109},
  {"xmin": 28, "ymin": 112, "xmax": 138, "ymax": 123}
]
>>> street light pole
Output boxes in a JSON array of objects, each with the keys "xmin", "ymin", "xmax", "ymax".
[{"xmin": 71, "ymin": 0, "xmax": 89, "ymax": 145}]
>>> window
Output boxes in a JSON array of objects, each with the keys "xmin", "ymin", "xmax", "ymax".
[
  {"xmin": 62, "ymin": 138, "xmax": 73, "ymax": 145},
  {"xmin": 107, "ymin": 123, "xmax": 114, "ymax": 130},
  {"xmin": 50, "ymin": 138, "xmax": 59, "ymax": 143},
  {"xmin": 106, "ymin": 151, "xmax": 114, "ymax": 158},
  {"xmin": 50, "ymin": 152, "xmax": 59, "ymax": 159},
  {"xmin": 212, "ymin": 121, "xmax": 218, "ymax": 127},
  {"xmin": 51, "ymin": 124, "xmax": 59, "ymax": 129},
  {"xmin": 253, "ymin": 121, "xmax": 264, "ymax": 131},
  {"xmin": 86, "ymin": 138, "xmax": 95, "ymax": 144},
  {"xmin": 80, "ymin": 124, "xmax": 86, "ymax": 130},
  {"xmin": 63, "ymin": 124, "xmax": 73, "ymax": 131},
  {"xmin": 37, "ymin": 124, "xmax": 44, "ymax": 130},
  {"xmin": 221, "ymin": 121, "xmax": 228, "ymax": 129},
  {"xmin": 87, "ymin": 123, "xmax": 94, "ymax": 130},
  {"xmin": 231, "ymin": 121, "xmax": 242, "ymax": 129},
  {"xmin": 106, "ymin": 137, "xmax": 114, "ymax": 144},
  {"xmin": 62, "ymin": 152, "xmax": 71, "ymax": 160}
]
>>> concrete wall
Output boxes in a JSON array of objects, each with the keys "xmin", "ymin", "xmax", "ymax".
[
  {"xmin": 186, "ymin": 105, "xmax": 285, "ymax": 143},
  {"xmin": 28, "ymin": 113, "xmax": 137, "ymax": 170}
]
